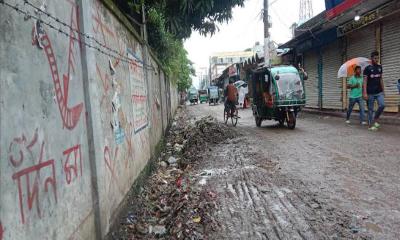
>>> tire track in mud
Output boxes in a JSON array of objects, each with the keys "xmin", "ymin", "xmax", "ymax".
[{"xmin": 194, "ymin": 137, "xmax": 364, "ymax": 240}]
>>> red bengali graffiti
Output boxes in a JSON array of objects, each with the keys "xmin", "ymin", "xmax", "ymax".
[
  {"xmin": 12, "ymin": 158, "xmax": 57, "ymax": 224},
  {"xmin": 152, "ymin": 97, "xmax": 161, "ymax": 130},
  {"xmin": 33, "ymin": 2, "xmax": 84, "ymax": 130},
  {"xmin": 0, "ymin": 221, "xmax": 4, "ymax": 240},
  {"xmin": 92, "ymin": 1, "xmax": 125, "ymax": 68},
  {"xmin": 124, "ymin": 123, "xmax": 134, "ymax": 168},
  {"xmin": 8, "ymin": 129, "xmax": 39, "ymax": 168},
  {"xmin": 92, "ymin": 1, "xmax": 115, "ymax": 47},
  {"xmin": 96, "ymin": 63, "xmax": 110, "ymax": 109},
  {"xmin": 62, "ymin": 144, "xmax": 82, "ymax": 184},
  {"xmin": 104, "ymin": 146, "xmax": 119, "ymax": 186}
]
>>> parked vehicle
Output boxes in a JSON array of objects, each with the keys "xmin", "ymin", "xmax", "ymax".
[
  {"xmin": 188, "ymin": 88, "xmax": 198, "ymax": 105},
  {"xmin": 208, "ymin": 86, "xmax": 219, "ymax": 105},
  {"xmin": 250, "ymin": 65, "xmax": 307, "ymax": 129},
  {"xmin": 198, "ymin": 90, "xmax": 208, "ymax": 104}
]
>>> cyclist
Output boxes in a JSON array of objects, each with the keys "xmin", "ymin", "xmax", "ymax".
[{"xmin": 224, "ymin": 79, "xmax": 238, "ymax": 116}]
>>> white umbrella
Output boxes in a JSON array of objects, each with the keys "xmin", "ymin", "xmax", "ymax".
[
  {"xmin": 337, "ymin": 57, "xmax": 370, "ymax": 78},
  {"xmin": 234, "ymin": 80, "xmax": 245, "ymax": 88}
]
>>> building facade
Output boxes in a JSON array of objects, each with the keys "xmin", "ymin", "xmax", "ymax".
[
  {"xmin": 209, "ymin": 51, "xmax": 255, "ymax": 81},
  {"xmin": 281, "ymin": 0, "xmax": 400, "ymax": 113}
]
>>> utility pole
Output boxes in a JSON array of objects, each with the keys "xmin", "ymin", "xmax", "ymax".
[{"xmin": 263, "ymin": 0, "xmax": 270, "ymax": 66}]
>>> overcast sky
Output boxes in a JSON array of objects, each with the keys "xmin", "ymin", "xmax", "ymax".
[{"xmin": 184, "ymin": 0, "xmax": 325, "ymax": 87}]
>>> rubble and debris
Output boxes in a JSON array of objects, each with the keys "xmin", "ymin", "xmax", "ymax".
[
  {"xmin": 107, "ymin": 106, "xmax": 236, "ymax": 240},
  {"xmin": 167, "ymin": 156, "xmax": 177, "ymax": 165}
]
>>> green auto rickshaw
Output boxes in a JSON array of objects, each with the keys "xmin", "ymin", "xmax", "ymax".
[
  {"xmin": 188, "ymin": 87, "xmax": 198, "ymax": 105},
  {"xmin": 250, "ymin": 65, "xmax": 307, "ymax": 129},
  {"xmin": 198, "ymin": 90, "xmax": 208, "ymax": 104}
]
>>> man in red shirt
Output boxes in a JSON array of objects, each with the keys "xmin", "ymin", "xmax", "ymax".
[{"xmin": 225, "ymin": 80, "xmax": 238, "ymax": 116}]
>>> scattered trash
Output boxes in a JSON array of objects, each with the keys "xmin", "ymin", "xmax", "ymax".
[
  {"xmin": 199, "ymin": 178, "xmax": 207, "ymax": 185},
  {"xmin": 174, "ymin": 144, "xmax": 184, "ymax": 153},
  {"xmin": 149, "ymin": 224, "xmax": 167, "ymax": 236},
  {"xmin": 107, "ymin": 107, "xmax": 233, "ymax": 239},
  {"xmin": 311, "ymin": 203, "xmax": 321, "ymax": 209},
  {"xmin": 207, "ymin": 191, "xmax": 217, "ymax": 199},
  {"xmin": 159, "ymin": 161, "xmax": 168, "ymax": 168},
  {"xmin": 126, "ymin": 212, "xmax": 137, "ymax": 224},
  {"xmin": 192, "ymin": 216, "xmax": 201, "ymax": 223},
  {"xmin": 350, "ymin": 215, "xmax": 361, "ymax": 234},
  {"xmin": 167, "ymin": 156, "xmax": 177, "ymax": 165}
]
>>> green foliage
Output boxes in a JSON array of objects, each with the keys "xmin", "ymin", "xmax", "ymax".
[
  {"xmin": 146, "ymin": 8, "xmax": 194, "ymax": 91},
  {"xmin": 144, "ymin": 0, "xmax": 245, "ymax": 39}
]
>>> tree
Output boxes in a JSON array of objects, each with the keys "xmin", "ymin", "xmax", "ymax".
[
  {"xmin": 144, "ymin": 0, "xmax": 245, "ymax": 39},
  {"xmin": 121, "ymin": 0, "xmax": 245, "ymax": 91}
]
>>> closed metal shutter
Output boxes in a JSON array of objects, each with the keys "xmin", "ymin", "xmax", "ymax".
[
  {"xmin": 345, "ymin": 25, "xmax": 375, "ymax": 111},
  {"xmin": 303, "ymin": 50, "xmax": 319, "ymax": 108},
  {"xmin": 346, "ymin": 25, "xmax": 375, "ymax": 59},
  {"xmin": 381, "ymin": 16, "xmax": 400, "ymax": 112},
  {"xmin": 322, "ymin": 41, "xmax": 343, "ymax": 109}
]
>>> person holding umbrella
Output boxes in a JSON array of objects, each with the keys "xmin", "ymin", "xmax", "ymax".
[
  {"xmin": 346, "ymin": 66, "xmax": 366, "ymax": 125},
  {"xmin": 363, "ymin": 51, "xmax": 385, "ymax": 131}
]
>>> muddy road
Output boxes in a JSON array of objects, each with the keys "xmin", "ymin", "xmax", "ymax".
[{"xmin": 188, "ymin": 103, "xmax": 400, "ymax": 240}]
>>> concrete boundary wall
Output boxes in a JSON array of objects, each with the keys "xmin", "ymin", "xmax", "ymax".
[{"xmin": 0, "ymin": 0, "xmax": 178, "ymax": 239}]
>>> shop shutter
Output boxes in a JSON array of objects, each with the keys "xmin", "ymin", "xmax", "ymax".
[
  {"xmin": 322, "ymin": 41, "xmax": 343, "ymax": 110},
  {"xmin": 345, "ymin": 25, "xmax": 375, "ymax": 111},
  {"xmin": 346, "ymin": 25, "xmax": 375, "ymax": 59},
  {"xmin": 381, "ymin": 16, "xmax": 400, "ymax": 112},
  {"xmin": 303, "ymin": 51, "xmax": 319, "ymax": 108}
]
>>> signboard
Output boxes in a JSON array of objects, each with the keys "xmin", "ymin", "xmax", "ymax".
[
  {"xmin": 337, "ymin": 1, "xmax": 397, "ymax": 36},
  {"xmin": 128, "ymin": 49, "xmax": 148, "ymax": 134},
  {"xmin": 337, "ymin": 9, "xmax": 379, "ymax": 36},
  {"xmin": 325, "ymin": 0, "xmax": 362, "ymax": 19}
]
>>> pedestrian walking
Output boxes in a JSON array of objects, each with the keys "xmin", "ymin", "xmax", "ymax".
[
  {"xmin": 363, "ymin": 51, "xmax": 385, "ymax": 131},
  {"xmin": 238, "ymin": 85, "xmax": 248, "ymax": 109},
  {"xmin": 346, "ymin": 66, "xmax": 366, "ymax": 124}
]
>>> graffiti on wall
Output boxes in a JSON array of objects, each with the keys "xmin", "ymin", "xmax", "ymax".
[
  {"xmin": 7, "ymin": 129, "xmax": 84, "ymax": 224},
  {"xmin": 128, "ymin": 49, "xmax": 148, "ymax": 134},
  {"xmin": 8, "ymin": 129, "xmax": 57, "ymax": 224},
  {"xmin": 0, "ymin": 222, "xmax": 3, "ymax": 240},
  {"xmin": 32, "ymin": 0, "xmax": 84, "ymax": 130},
  {"xmin": 92, "ymin": 1, "xmax": 129, "ymax": 145},
  {"xmin": 62, "ymin": 144, "xmax": 83, "ymax": 185},
  {"xmin": 124, "ymin": 122, "xmax": 134, "ymax": 168},
  {"xmin": 149, "ymin": 66, "xmax": 161, "ymax": 130},
  {"xmin": 103, "ymin": 145, "xmax": 125, "ymax": 196}
]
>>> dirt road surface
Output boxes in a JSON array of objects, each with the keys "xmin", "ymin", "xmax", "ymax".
[{"xmin": 187, "ymin": 103, "xmax": 400, "ymax": 240}]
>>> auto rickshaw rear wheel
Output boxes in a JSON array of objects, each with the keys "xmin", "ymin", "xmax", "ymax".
[
  {"xmin": 278, "ymin": 119, "xmax": 285, "ymax": 127},
  {"xmin": 286, "ymin": 112, "xmax": 296, "ymax": 129},
  {"xmin": 255, "ymin": 116, "xmax": 262, "ymax": 127}
]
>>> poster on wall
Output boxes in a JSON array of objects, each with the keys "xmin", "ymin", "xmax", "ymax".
[{"xmin": 128, "ymin": 48, "xmax": 148, "ymax": 134}]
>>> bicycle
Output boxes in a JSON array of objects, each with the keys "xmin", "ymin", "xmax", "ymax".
[{"xmin": 223, "ymin": 102, "xmax": 239, "ymax": 126}]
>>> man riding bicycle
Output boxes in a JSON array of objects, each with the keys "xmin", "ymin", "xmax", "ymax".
[{"xmin": 224, "ymin": 79, "xmax": 238, "ymax": 116}]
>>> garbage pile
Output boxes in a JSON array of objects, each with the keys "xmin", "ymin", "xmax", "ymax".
[
  {"xmin": 168, "ymin": 115, "xmax": 237, "ymax": 168},
  {"xmin": 108, "ymin": 108, "xmax": 236, "ymax": 240}
]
